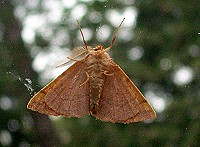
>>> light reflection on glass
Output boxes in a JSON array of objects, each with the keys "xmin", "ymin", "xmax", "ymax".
[
  {"xmin": 51, "ymin": 29, "xmax": 69, "ymax": 46},
  {"xmin": 60, "ymin": 131, "xmax": 72, "ymax": 144},
  {"xmin": 22, "ymin": 114, "xmax": 34, "ymax": 130},
  {"xmin": 145, "ymin": 91, "xmax": 167, "ymax": 113},
  {"xmin": 32, "ymin": 48, "xmax": 70, "ymax": 85},
  {"xmin": 21, "ymin": 26, "xmax": 35, "ymax": 44},
  {"xmin": 0, "ymin": 130, "xmax": 12, "ymax": 146},
  {"xmin": 88, "ymin": 11, "xmax": 102, "ymax": 23},
  {"xmin": 0, "ymin": 96, "xmax": 12, "ymax": 110},
  {"xmin": 7, "ymin": 119, "xmax": 19, "ymax": 132},
  {"xmin": 62, "ymin": 0, "xmax": 77, "ymax": 8},
  {"xmin": 70, "ymin": 4, "xmax": 87, "ymax": 20},
  {"xmin": 188, "ymin": 45, "xmax": 200, "ymax": 57},
  {"xmin": 118, "ymin": 28, "xmax": 133, "ymax": 42},
  {"xmin": 19, "ymin": 141, "xmax": 31, "ymax": 147},
  {"xmin": 128, "ymin": 46, "xmax": 144, "ymax": 61},
  {"xmin": 144, "ymin": 83, "xmax": 173, "ymax": 113},
  {"xmin": 160, "ymin": 58, "xmax": 172, "ymax": 70},
  {"xmin": 77, "ymin": 28, "xmax": 93, "ymax": 42},
  {"xmin": 96, "ymin": 25, "xmax": 111, "ymax": 42},
  {"xmin": 105, "ymin": 6, "xmax": 137, "ymax": 28},
  {"xmin": 173, "ymin": 66, "xmax": 194, "ymax": 86}
]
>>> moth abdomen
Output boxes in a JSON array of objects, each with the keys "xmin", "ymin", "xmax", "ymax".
[{"xmin": 88, "ymin": 76, "xmax": 104, "ymax": 113}]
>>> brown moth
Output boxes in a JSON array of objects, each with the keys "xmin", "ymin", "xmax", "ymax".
[{"xmin": 27, "ymin": 18, "xmax": 156, "ymax": 123}]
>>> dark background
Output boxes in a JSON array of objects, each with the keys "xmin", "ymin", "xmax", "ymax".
[{"xmin": 0, "ymin": 0, "xmax": 200, "ymax": 146}]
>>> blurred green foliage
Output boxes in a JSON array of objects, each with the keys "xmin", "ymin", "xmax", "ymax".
[{"xmin": 0, "ymin": 0, "xmax": 200, "ymax": 146}]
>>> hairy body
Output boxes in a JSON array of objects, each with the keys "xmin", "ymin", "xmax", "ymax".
[{"xmin": 85, "ymin": 46, "xmax": 112, "ymax": 114}]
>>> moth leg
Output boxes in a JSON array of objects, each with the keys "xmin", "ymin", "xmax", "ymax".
[
  {"xmin": 80, "ymin": 71, "xmax": 90, "ymax": 87},
  {"xmin": 56, "ymin": 57, "xmax": 80, "ymax": 68},
  {"xmin": 67, "ymin": 57, "xmax": 78, "ymax": 61},
  {"xmin": 103, "ymin": 70, "xmax": 113, "ymax": 76}
]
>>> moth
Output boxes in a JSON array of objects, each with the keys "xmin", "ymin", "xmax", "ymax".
[{"xmin": 27, "ymin": 18, "xmax": 156, "ymax": 123}]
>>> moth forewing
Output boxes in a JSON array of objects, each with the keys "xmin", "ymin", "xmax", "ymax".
[
  {"xmin": 27, "ymin": 59, "xmax": 90, "ymax": 117},
  {"xmin": 92, "ymin": 59, "xmax": 156, "ymax": 123}
]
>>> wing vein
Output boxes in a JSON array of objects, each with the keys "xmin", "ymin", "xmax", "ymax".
[{"xmin": 114, "ymin": 75, "xmax": 137, "ymax": 118}]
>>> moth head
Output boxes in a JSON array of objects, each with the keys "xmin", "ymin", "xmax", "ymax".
[
  {"xmin": 94, "ymin": 45, "xmax": 104, "ymax": 51},
  {"xmin": 88, "ymin": 45, "xmax": 104, "ymax": 54}
]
